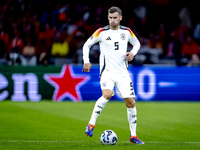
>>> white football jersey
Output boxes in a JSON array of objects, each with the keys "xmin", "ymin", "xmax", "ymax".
[{"xmin": 83, "ymin": 25, "xmax": 140, "ymax": 75}]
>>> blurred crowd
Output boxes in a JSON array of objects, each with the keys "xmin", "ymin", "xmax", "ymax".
[{"xmin": 0, "ymin": 0, "xmax": 200, "ymax": 66}]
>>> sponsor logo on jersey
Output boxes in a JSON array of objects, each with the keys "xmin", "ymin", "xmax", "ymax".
[{"xmin": 106, "ymin": 37, "xmax": 111, "ymax": 40}]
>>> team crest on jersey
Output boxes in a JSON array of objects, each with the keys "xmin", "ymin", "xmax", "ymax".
[
  {"xmin": 102, "ymin": 82, "xmax": 107, "ymax": 87},
  {"xmin": 120, "ymin": 33, "xmax": 126, "ymax": 40}
]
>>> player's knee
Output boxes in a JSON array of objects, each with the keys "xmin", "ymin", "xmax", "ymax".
[
  {"xmin": 103, "ymin": 93, "xmax": 112, "ymax": 100},
  {"xmin": 102, "ymin": 90, "xmax": 112, "ymax": 100},
  {"xmin": 124, "ymin": 98, "xmax": 136, "ymax": 108}
]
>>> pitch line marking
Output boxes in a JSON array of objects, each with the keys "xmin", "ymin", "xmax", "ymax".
[
  {"xmin": 0, "ymin": 140, "xmax": 200, "ymax": 144},
  {"xmin": 147, "ymin": 141, "xmax": 200, "ymax": 144},
  {"xmin": 0, "ymin": 140, "xmax": 78, "ymax": 143},
  {"xmin": 121, "ymin": 141, "xmax": 200, "ymax": 144}
]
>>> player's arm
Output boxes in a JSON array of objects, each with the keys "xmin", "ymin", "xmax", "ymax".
[
  {"xmin": 82, "ymin": 39, "xmax": 92, "ymax": 72},
  {"xmin": 126, "ymin": 29, "xmax": 140, "ymax": 61},
  {"xmin": 82, "ymin": 29, "xmax": 101, "ymax": 72}
]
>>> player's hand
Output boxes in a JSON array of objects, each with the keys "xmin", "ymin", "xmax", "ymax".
[
  {"xmin": 126, "ymin": 52, "xmax": 134, "ymax": 61},
  {"xmin": 82, "ymin": 63, "xmax": 92, "ymax": 72}
]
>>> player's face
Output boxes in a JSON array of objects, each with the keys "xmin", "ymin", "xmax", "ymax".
[{"xmin": 108, "ymin": 12, "xmax": 122, "ymax": 30}]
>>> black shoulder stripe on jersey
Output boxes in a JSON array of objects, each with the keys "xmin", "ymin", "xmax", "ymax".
[
  {"xmin": 125, "ymin": 60, "xmax": 128, "ymax": 70},
  {"xmin": 119, "ymin": 25, "xmax": 128, "ymax": 30},
  {"xmin": 102, "ymin": 25, "xmax": 110, "ymax": 31},
  {"xmin": 100, "ymin": 56, "xmax": 106, "ymax": 77}
]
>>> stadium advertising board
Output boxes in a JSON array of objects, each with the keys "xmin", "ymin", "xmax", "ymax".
[{"xmin": 0, "ymin": 65, "xmax": 200, "ymax": 101}]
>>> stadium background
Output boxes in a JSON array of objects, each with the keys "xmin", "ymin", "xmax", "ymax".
[
  {"xmin": 0, "ymin": 1, "xmax": 200, "ymax": 150},
  {"xmin": 0, "ymin": 0, "xmax": 200, "ymax": 102}
]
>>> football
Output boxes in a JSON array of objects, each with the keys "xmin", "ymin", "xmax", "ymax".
[{"xmin": 100, "ymin": 130, "xmax": 118, "ymax": 145}]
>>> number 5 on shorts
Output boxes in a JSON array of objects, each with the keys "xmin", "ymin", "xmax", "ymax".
[{"xmin": 130, "ymin": 82, "xmax": 133, "ymax": 90}]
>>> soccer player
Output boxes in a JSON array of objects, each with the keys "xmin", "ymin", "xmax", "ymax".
[{"xmin": 82, "ymin": 6, "xmax": 144, "ymax": 144}]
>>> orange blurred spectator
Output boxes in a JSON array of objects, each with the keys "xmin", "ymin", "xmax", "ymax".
[
  {"xmin": 0, "ymin": 30, "xmax": 8, "ymax": 58},
  {"xmin": 182, "ymin": 35, "xmax": 199, "ymax": 56},
  {"xmin": 38, "ymin": 23, "xmax": 56, "ymax": 51},
  {"xmin": 36, "ymin": 39, "xmax": 50, "ymax": 65},
  {"xmin": 5, "ymin": 29, "xmax": 24, "ymax": 65},
  {"xmin": 0, "ymin": 30, "xmax": 9, "ymax": 47},
  {"xmin": 8, "ymin": 29, "xmax": 24, "ymax": 53}
]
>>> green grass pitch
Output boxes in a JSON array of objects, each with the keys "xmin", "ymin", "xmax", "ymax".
[{"xmin": 0, "ymin": 101, "xmax": 200, "ymax": 150}]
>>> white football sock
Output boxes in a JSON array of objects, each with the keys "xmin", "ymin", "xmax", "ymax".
[
  {"xmin": 89, "ymin": 96, "xmax": 109, "ymax": 125},
  {"xmin": 127, "ymin": 107, "xmax": 137, "ymax": 137}
]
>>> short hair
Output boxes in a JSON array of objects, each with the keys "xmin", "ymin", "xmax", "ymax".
[{"xmin": 108, "ymin": 6, "xmax": 122, "ymax": 16}]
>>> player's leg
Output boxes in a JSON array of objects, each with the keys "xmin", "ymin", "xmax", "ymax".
[
  {"xmin": 88, "ymin": 89, "xmax": 112, "ymax": 126},
  {"xmin": 85, "ymin": 92, "xmax": 110, "ymax": 137},
  {"xmin": 85, "ymin": 89, "xmax": 112, "ymax": 137},
  {"xmin": 124, "ymin": 97, "xmax": 137, "ymax": 136},
  {"xmin": 85, "ymin": 73, "xmax": 114, "ymax": 137},
  {"xmin": 116, "ymin": 76, "xmax": 144, "ymax": 144},
  {"xmin": 124, "ymin": 98, "xmax": 144, "ymax": 144}
]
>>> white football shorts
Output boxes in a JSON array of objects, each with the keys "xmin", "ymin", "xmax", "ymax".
[{"xmin": 100, "ymin": 71, "xmax": 135, "ymax": 98}]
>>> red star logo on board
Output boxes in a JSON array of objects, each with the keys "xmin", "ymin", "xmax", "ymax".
[{"xmin": 44, "ymin": 65, "xmax": 90, "ymax": 102}]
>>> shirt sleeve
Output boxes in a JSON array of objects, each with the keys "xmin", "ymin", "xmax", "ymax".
[
  {"xmin": 127, "ymin": 28, "xmax": 140, "ymax": 56},
  {"xmin": 82, "ymin": 28, "xmax": 103, "ymax": 64}
]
